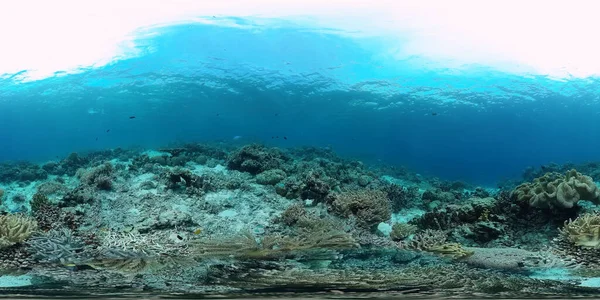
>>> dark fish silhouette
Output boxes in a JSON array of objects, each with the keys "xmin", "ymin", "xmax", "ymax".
[
  {"xmin": 283, "ymin": 136, "xmax": 287, "ymax": 140},
  {"xmin": 106, "ymin": 129, "xmax": 110, "ymax": 133},
  {"xmin": 431, "ymin": 112, "xmax": 438, "ymax": 116},
  {"xmin": 129, "ymin": 116, "xmax": 136, "ymax": 119}
]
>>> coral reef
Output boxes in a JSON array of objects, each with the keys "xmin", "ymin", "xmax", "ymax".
[
  {"xmin": 27, "ymin": 229, "xmax": 87, "ymax": 264},
  {"xmin": 2, "ymin": 143, "xmax": 600, "ymax": 296},
  {"xmin": 384, "ymin": 183, "xmax": 420, "ymax": 212},
  {"xmin": 390, "ymin": 223, "xmax": 417, "ymax": 241},
  {"xmin": 192, "ymin": 228, "xmax": 358, "ymax": 261},
  {"xmin": 228, "ymin": 144, "xmax": 287, "ymax": 175},
  {"xmin": 328, "ymin": 189, "xmax": 391, "ymax": 230}
]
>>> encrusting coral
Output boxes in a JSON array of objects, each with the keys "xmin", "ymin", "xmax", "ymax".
[
  {"xmin": 0, "ymin": 214, "xmax": 38, "ymax": 249},
  {"xmin": 511, "ymin": 169, "xmax": 600, "ymax": 208}
]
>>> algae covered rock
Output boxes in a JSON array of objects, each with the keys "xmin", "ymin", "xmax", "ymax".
[
  {"xmin": 227, "ymin": 144, "xmax": 286, "ymax": 175},
  {"xmin": 389, "ymin": 223, "xmax": 417, "ymax": 241},
  {"xmin": 512, "ymin": 169, "xmax": 600, "ymax": 208},
  {"xmin": 411, "ymin": 197, "xmax": 497, "ymax": 230},
  {"xmin": 329, "ymin": 189, "xmax": 391, "ymax": 230},
  {"xmin": 256, "ymin": 169, "xmax": 286, "ymax": 185}
]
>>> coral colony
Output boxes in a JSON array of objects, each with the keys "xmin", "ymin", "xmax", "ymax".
[{"xmin": 0, "ymin": 143, "xmax": 600, "ymax": 296}]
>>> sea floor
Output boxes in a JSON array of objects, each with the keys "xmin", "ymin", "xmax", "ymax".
[{"xmin": 1, "ymin": 143, "xmax": 600, "ymax": 298}]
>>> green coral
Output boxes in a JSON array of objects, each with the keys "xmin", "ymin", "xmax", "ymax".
[{"xmin": 512, "ymin": 169, "xmax": 600, "ymax": 208}]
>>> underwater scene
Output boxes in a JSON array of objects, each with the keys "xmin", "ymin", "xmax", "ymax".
[{"xmin": 4, "ymin": 1, "xmax": 600, "ymax": 298}]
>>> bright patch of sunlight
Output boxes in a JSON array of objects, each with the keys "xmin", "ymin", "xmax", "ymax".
[{"xmin": 0, "ymin": 0, "xmax": 598, "ymax": 81}]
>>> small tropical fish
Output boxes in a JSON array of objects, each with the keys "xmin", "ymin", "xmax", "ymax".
[
  {"xmin": 283, "ymin": 136, "xmax": 287, "ymax": 140},
  {"xmin": 129, "ymin": 116, "xmax": 136, "ymax": 119},
  {"xmin": 431, "ymin": 112, "xmax": 438, "ymax": 116},
  {"xmin": 233, "ymin": 136, "xmax": 242, "ymax": 140},
  {"xmin": 87, "ymin": 108, "xmax": 104, "ymax": 115},
  {"xmin": 193, "ymin": 228, "xmax": 203, "ymax": 235}
]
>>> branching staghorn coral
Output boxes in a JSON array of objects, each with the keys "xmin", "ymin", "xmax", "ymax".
[
  {"xmin": 399, "ymin": 264, "xmax": 591, "ymax": 295},
  {"xmin": 208, "ymin": 263, "xmax": 593, "ymax": 295},
  {"xmin": 208, "ymin": 267, "xmax": 421, "ymax": 291},
  {"xmin": 0, "ymin": 214, "xmax": 38, "ymax": 249},
  {"xmin": 83, "ymin": 248, "xmax": 192, "ymax": 275},
  {"xmin": 98, "ymin": 230, "xmax": 189, "ymax": 256},
  {"xmin": 27, "ymin": 228, "xmax": 86, "ymax": 264},
  {"xmin": 192, "ymin": 228, "xmax": 359, "ymax": 261},
  {"xmin": 34, "ymin": 230, "xmax": 196, "ymax": 275}
]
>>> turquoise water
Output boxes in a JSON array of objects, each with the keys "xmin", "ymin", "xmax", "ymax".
[
  {"xmin": 4, "ymin": 18, "xmax": 600, "ymax": 185},
  {"xmin": 3, "ymin": 6, "xmax": 600, "ymax": 299}
]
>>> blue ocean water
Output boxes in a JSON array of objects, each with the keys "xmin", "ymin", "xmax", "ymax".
[
  {"xmin": 6, "ymin": 12, "xmax": 600, "ymax": 298},
  {"xmin": 3, "ymin": 19, "xmax": 599, "ymax": 186}
]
